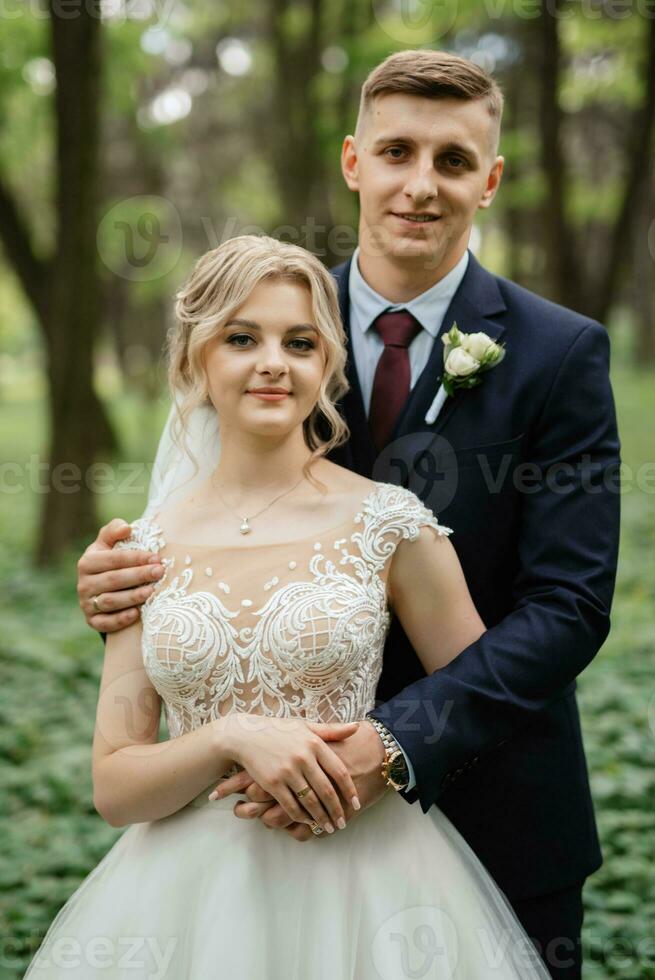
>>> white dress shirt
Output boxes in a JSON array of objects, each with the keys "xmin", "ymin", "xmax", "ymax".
[
  {"xmin": 349, "ymin": 247, "xmax": 469, "ymax": 793},
  {"xmin": 348, "ymin": 247, "xmax": 470, "ymax": 413}
]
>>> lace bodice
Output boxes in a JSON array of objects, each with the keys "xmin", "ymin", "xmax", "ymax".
[{"xmin": 116, "ymin": 482, "xmax": 452, "ymax": 738}]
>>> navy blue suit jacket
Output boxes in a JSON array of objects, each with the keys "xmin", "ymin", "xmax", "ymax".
[{"xmin": 328, "ymin": 250, "xmax": 621, "ymax": 901}]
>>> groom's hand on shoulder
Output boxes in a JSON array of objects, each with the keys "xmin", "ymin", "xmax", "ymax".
[{"xmin": 77, "ymin": 519, "xmax": 165, "ymax": 633}]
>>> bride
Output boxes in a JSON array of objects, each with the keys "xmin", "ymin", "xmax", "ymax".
[{"xmin": 25, "ymin": 235, "xmax": 550, "ymax": 979}]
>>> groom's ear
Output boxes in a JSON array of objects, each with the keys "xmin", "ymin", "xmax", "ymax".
[
  {"xmin": 341, "ymin": 135, "xmax": 360, "ymax": 192},
  {"xmin": 477, "ymin": 156, "xmax": 505, "ymax": 211}
]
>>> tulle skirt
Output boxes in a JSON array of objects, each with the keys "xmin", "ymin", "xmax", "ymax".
[{"xmin": 24, "ymin": 785, "xmax": 550, "ymax": 979}]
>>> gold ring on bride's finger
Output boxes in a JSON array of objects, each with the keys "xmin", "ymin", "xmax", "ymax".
[
  {"xmin": 295, "ymin": 785, "xmax": 311, "ymax": 799},
  {"xmin": 92, "ymin": 595, "xmax": 104, "ymax": 614},
  {"xmin": 310, "ymin": 821, "xmax": 324, "ymax": 836}
]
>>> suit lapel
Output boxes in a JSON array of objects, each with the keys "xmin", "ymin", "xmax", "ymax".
[
  {"xmin": 333, "ymin": 260, "xmax": 377, "ymax": 474},
  {"xmin": 392, "ymin": 250, "xmax": 507, "ymax": 441},
  {"xmin": 331, "ymin": 252, "xmax": 509, "ymax": 473}
]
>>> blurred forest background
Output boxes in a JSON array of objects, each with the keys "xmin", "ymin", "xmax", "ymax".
[{"xmin": 0, "ymin": 0, "xmax": 654, "ymax": 977}]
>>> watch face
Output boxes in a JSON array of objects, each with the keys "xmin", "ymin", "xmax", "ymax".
[{"xmin": 386, "ymin": 751, "xmax": 408, "ymax": 786}]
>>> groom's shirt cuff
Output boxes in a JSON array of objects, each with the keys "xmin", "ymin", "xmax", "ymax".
[{"xmin": 397, "ymin": 742, "xmax": 417, "ymax": 791}]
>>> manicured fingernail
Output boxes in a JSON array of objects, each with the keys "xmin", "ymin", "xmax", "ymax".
[
  {"xmin": 208, "ymin": 791, "xmax": 218, "ymax": 801},
  {"xmin": 325, "ymin": 822, "xmax": 334, "ymax": 834},
  {"xmin": 337, "ymin": 817, "xmax": 346, "ymax": 830},
  {"xmin": 352, "ymin": 796, "xmax": 361, "ymax": 811}
]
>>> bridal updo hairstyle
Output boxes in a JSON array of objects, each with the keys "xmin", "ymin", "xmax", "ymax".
[{"xmin": 168, "ymin": 235, "xmax": 350, "ymax": 474}]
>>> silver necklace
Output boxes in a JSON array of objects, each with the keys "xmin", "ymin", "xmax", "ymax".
[{"xmin": 213, "ymin": 474, "xmax": 307, "ymax": 535}]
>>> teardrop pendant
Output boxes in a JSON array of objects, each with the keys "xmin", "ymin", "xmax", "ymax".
[{"xmin": 239, "ymin": 519, "xmax": 251, "ymax": 535}]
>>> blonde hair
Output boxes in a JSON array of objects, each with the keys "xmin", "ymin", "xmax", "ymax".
[
  {"xmin": 168, "ymin": 235, "xmax": 350, "ymax": 485},
  {"xmin": 355, "ymin": 49, "xmax": 504, "ymax": 157}
]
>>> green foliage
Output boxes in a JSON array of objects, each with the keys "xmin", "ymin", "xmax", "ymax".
[{"xmin": 561, "ymin": 13, "xmax": 648, "ymax": 108}]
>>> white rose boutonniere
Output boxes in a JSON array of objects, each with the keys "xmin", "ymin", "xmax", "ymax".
[
  {"xmin": 424, "ymin": 322, "xmax": 506, "ymax": 424},
  {"xmin": 441, "ymin": 323, "xmax": 506, "ymax": 395},
  {"xmin": 444, "ymin": 346, "xmax": 479, "ymax": 378}
]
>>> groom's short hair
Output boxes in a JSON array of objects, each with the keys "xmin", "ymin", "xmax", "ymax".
[{"xmin": 355, "ymin": 49, "xmax": 504, "ymax": 157}]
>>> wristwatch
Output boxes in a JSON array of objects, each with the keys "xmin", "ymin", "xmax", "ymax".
[{"xmin": 367, "ymin": 716, "xmax": 410, "ymax": 792}]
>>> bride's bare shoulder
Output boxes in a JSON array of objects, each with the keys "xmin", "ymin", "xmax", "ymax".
[{"xmin": 312, "ymin": 459, "xmax": 376, "ymax": 497}]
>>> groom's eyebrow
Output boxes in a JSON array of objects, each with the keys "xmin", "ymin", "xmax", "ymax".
[
  {"xmin": 226, "ymin": 318, "xmax": 319, "ymax": 334},
  {"xmin": 372, "ymin": 134, "xmax": 479, "ymax": 163}
]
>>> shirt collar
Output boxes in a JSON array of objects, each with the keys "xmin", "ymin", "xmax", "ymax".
[{"xmin": 348, "ymin": 247, "xmax": 470, "ymax": 337}]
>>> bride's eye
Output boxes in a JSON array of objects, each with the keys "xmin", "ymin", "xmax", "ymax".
[{"xmin": 227, "ymin": 333, "xmax": 315, "ymax": 351}]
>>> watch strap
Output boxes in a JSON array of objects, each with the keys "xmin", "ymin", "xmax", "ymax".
[{"xmin": 367, "ymin": 716, "xmax": 409, "ymax": 790}]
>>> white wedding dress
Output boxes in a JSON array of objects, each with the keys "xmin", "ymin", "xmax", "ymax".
[{"xmin": 25, "ymin": 482, "xmax": 549, "ymax": 979}]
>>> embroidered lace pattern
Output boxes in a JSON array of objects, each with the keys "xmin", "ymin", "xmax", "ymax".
[{"xmin": 115, "ymin": 483, "xmax": 453, "ymax": 738}]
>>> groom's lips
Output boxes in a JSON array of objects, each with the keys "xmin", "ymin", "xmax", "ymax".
[{"xmin": 391, "ymin": 211, "xmax": 441, "ymax": 227}]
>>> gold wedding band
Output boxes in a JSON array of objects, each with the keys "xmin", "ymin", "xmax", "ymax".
[
  {"xmin": 295, "ymin": 785, "xmax": 311, "ymax": 799},
  {"xmin": 92, "ymin": 595, "xmax": 103, "ymax": 614},
  {"xmin": 310, "ymin": 821, "xmax": 324, "ymax": 836}
]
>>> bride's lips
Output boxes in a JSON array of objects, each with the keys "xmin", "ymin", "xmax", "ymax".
[{"xmin": 247, "ymin": 387, "xmax": 291, "ymax": 402}]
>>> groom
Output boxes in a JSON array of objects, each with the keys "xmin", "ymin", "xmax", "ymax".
[{"xmin": 77, "ymin": 50, "xmax": 620, "ymax": 978}]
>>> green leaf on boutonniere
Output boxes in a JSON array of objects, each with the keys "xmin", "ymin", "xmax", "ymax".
[{"xmin": 442, "ymin": 374, "xmax": 483, "ymax": 397}]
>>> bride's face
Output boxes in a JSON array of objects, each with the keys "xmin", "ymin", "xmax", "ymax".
[{"xmin": 203, "ymin": 278, "xmax": 327, "ymax": 439}]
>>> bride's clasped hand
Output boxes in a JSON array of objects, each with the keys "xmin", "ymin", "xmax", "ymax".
[
  {"xmin": 208, "ymin": 712, "xmax": 367, "ymax": 834},
  {"xmin": 208, "ymin": 713, "xmax": 390, "ymax": 840}
]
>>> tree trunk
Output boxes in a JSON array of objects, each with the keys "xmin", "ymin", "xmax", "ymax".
[
  {"xmin": 266, "ymin": 0, "xmax": 337, "ymax": 264},
  {"xmin": 632, "ymin": 175, "xmax": 655, "ymax": 366},
  {"xmin": 589, "ymin": 15, "xmax": 655, "ymax": 326},
  {"xmin": 537, "ymin": 0, "xmax": 583, "ymax": 311},
  {"xmin": 35, "ymin": 0, "xmax": 105, "ymax": 563},
  {"xmin": 501, "ymin": 31, "xmax": 527, "ymax": 284},
  {"xmin": 0, "ymin": 3, "xmax": 117, "ymax": 562},
  {"xmin": 537, "ymin": 6, "xmax": 655, "ymax": 325}
]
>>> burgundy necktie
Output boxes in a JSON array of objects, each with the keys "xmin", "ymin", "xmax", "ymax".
[{"xmin": 369, "ymin": 310, "xmax": 422, "ymax": 451}]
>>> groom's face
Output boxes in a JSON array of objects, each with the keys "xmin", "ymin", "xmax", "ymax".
[{"xmin": 341, "ymin": 93, "xmax": 503, "ymax": 268}]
